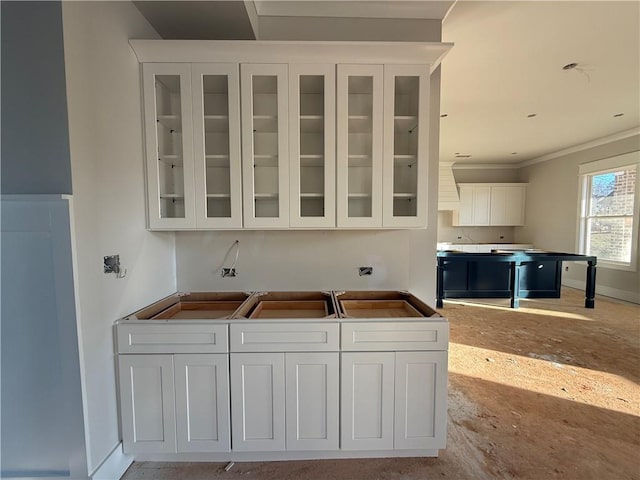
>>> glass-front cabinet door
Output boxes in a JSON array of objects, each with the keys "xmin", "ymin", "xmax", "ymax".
[
  {"xmin": 289, "ymin": 64, "xmax": 336, "ymax": 228},
  {"xmin": 191, "ymin": 63, "xmax": 242, "ymax": 229},
  {"xmin": 383, "ymin": 65, "xmax": 429, "ymax": 228},
  {"xmin": 241, "ymin": 64, "xmax": 289, "ymax": 228},
  {"xmin": 143, "ymin": 63, "xmax": 195, "ymax": 229},
  {"xmin": 336, "ymin": 65, "xmax": 384, "ymax": 228}
]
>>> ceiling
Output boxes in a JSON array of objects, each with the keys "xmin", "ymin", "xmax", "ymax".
[{"xmin": 134, "ymin": 1, "xmax": 640, "ymax": 167}]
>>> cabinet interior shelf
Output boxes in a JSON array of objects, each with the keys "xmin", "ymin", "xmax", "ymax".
[
  {"xmin": 206, "ymin": 155, "xmax": 231, "ymax": 168},
  {"xmin": 206, "ymin": 193, "xmax": 231, "ymax": 198},
  {"xmin": 157, "ymin": 115, "xmax": 182, "ymax": 132},
  {"xmin": 300, "ymin": 155, "xmax": 324, "ymax": 167},
  {"xmin": 393, "ymin": 193, "xmax": 417, "ymax": 199},
  {"xmin": 348, "ymin": 115, "xmax": 372, "ymax": 133},
  {"xmin": 160, "ymin": 194, "xmax": 184, "ymax": 199},
  {"xmin": 300, "ymin": 115, "xmax": 324, "ymax": 133},
  {"xmin": 254, "ymin": 193, "xmax": 279, "ymax": 199},
  {"xmin": 394, "ymin": 155, "xmax": 417, "ymax": 167},
  {"xmin": 253, "ymin": 115, "xmax": 278, "ymax": 132},
  {"xmin": 159, "ymin": 155, "xmax": 183, "ymax": 166},
  {"xmin": 394, "ymin": 115, "xmax": 418, "ymax": 132},
  {"xmin": 348, "ymin": 193, "xmax": 372, "ymax": 199},
  {"xmin": 204, "ymin": 115, "xmax": 229, "ymax": 133},
  {"xmin": 300, "ymin": 193, "xmax": 325, "ymax": 198},
  {"xmin": 348, "ymin": 155, "xmax": 372, "ymax": 168},
  {"xmin": 254, "ymin": 154, "xmax": 278, "ymax": 167}
]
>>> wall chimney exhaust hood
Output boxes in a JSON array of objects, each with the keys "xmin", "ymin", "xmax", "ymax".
[{"xmin": 438, "ymin": 162, "xmax": 460, "ymax": 210}]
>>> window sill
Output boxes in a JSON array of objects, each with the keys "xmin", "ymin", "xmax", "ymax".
[{"xmin": 597, "ymin": 260, "xmax": 637, "ymax": 272}]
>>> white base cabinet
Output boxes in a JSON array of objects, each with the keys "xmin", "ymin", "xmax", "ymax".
[
  {"xmin": 116, "ymin": 296, "xmax": 448, "ymax": 460},
  {"xmin": 118, "ymin": 354, "xmax": 230, "ymax": 454}
]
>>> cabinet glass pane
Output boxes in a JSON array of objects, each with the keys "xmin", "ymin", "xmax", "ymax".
[
  {"xmin": 299, "ymin": 75, "xmax": 325, "ymax": 217},
  {"xmin": 392, "ymin": 76, "xmax": 419, "ymax": 217},
  {"xmin": 347, "ymin": 76, "xmax": 373, "ymax": 218},
  {"xmin": 155, "ymin": 74, "xmax": 186, "ymax": 219},
  {"xmin": 252, "ymin": 76, "xmax": 279, "ymax": 218},
  {"xmin": 202, "ymin": 75, "xmax": 231, "ymax": 218}
]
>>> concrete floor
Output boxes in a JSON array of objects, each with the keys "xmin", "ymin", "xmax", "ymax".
[{"xmin": 122, "ymin": 288, "xmax": 639, "ymax": 479}]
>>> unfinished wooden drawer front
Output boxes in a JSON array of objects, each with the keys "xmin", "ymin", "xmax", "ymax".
[
  {"xmin": 117, "ymin": 324, "xmax": 229, "ymax": 354},
  {"xmin": 230, "ymin": 323, "xmax": 339, "ymax": 352},
  {"xmin": 341, "ymin": 322, "xmax": 448, "ymax": 351}
]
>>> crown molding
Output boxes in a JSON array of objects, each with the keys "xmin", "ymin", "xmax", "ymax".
[
  {"xmin": 517, "ymin": 127, "xmax": 640, "ymax": 169},
  {"xmin": 450, "ymin": 163, "xmax": 520, "ymax": 170}
]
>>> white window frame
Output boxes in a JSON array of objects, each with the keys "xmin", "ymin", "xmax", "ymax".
[{"xmin": 576, "ymin": 151, "xmax": 640, "ymax": 271}]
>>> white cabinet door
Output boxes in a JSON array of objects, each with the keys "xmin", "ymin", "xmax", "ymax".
[
  {"xmin": 383, "ymin": 65, "xmax": 430, "ymax": 228},
  {"xmin": 456, "ymin": 185, "xmax": 491, "ymax": 226},
  {"xmin": 289, "ymin": 64, "xmax": 336, "ymax": 228},
  {"xmin": 143, "ymin": 63, "xmax": 196, "ymax": 229},
  {"xmin": 341, "ymin": 352, "xmax": 395, "ymax": 450},
  {"xmin": 192, "ymin": 63, "xmax": 243, "ymax": 229},
  {"xmin": 174, "ymin": 354, "xmax": 230, "ymax": 452},
  {"xmin": 336, "ymin": 64, "xmax": 384, "ymax": 228},
  {"xmin": 394, "ymin": 351, "xmax": 448, "ymax": 450},
  {"xmin": 490, "ymin": 185, "xmax": 526, "ymax": 226},
  {"xmin": 230, "ymin": 353, "xmax": 286, "ymax": 451},
  {"xmin": 241, "ymin": 64, "xmax": 290, "ymax": 228},
  {"xmin": 285, "ymin": 353, "xmax": 339, "ymax": 451},
  {"xmin": 118, "ymin": 355, "xmax": 176, "ymax": 454}
]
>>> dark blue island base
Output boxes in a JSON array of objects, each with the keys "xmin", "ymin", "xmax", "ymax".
[{"xmin": 436, "ymin": 251, "xmax": 597, "ymax": 309}]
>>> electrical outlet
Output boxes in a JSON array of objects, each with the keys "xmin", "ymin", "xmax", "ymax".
[
  {"xmin": 221, "ymin": 268, "xmax": 237, "ymax": 277},
  {"xmin": 359, "ymin": 266, "xmax": 373, "ymax": 276}
]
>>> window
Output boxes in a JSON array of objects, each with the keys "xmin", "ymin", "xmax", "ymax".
[{"xmin": 578, "ymin": 151, "xmax": 640, "ymax": 270}]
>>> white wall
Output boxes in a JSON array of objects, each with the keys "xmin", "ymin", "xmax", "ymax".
[
  {"xmin": 62, "ymin": 2, "xmax": 176, "ymax": 472},
  {"xmin": 516, "ymin": 135, "xmax": 640, "ymax": 303}
]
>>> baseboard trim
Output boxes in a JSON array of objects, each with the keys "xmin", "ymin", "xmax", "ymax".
[
  {"xmin": 91, "ymin": 443, "xmax": 133, "ymax": 480},
  {"xmin": 563, "ymin": 279, "xmax": 640, "ymax": 304}
]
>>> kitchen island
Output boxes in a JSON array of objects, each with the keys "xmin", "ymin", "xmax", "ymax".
[
  {"xmin": 436, "ymin": 251, "xmax": 597, "ymax": 309},
  {"xmin": 115, "ymin": 291, "xmax": 448, "ymax": 462}
]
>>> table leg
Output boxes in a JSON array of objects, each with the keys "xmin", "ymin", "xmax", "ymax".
[
  {"xmin": 436, "ymin": 258, "xmax": 444, "ymax": 308},
  {"xmin": 585, "ymin": 261, "xmax": 597, "ymax": 308},
  {"xmin": 510, "ymin": 261, "xmax": 521, "ymax": 309}
]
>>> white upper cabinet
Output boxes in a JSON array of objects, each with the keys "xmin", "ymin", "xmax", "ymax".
[
  {"xmin": 490, "ymin": 184, "xmax": 526, "ymax": 226},
  {"xmin": 336, "ymin": 65, "xmax": 384, "ymax": 228},
  {"xmin": 289, "ymin": 64, "xmax": 336, "ymax": 228},
  {"xmin": 133, "ymin": 41, "xmax": 453, "ymax": 231},
  {"xmin": 454, "ymin": 183, "xmax": 527, "ymax": 226},
  {"xmin": 241, "ymin": 64, "xmax": 290, "ymax": 229},
  {"xmin": 383, "ymin": 65, "xmax": 430, "ymax": 228},
  {"xmin": 192, "ymin": 64, "xmax": 243, "ymax": 229},
  {"xmin": 143, "ymin": 63, "xmax": 196, "ymax": 229}
]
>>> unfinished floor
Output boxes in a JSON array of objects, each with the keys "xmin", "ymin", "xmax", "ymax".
[{"xmin": 122, "ymin": 287, "xmax": 639, "ymax": 480}]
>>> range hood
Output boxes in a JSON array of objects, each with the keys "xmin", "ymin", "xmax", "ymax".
[{"xmin": 438, "ymin": 162, "xmax": 460, "ymax": 210}]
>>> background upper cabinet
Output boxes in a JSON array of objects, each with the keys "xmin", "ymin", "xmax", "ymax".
[
  {"xmin": 336, "ymin": 65, "xmax": 384, "ymax": 228},
  {"xmin": 192, "ymin": 63, "xmax": 243, "ymax": 229},
  {"xmin": 383, "ymin": 65, "xmax": 429, "ymax": 228},
  {"xmin": 241, "ymin": 64, "xmax": 290, "ymax": 229},
  {"xmin": 289, "ymin": 64, "xmax": 336, "ymax": 228},
  {"xmin": 489, "ymin": 184, "xmax": 526, "ymax": 226},
  {"xmin": 143, "ymin": 63, "xmax": 195, "ymax": 229},
  {"xmin": 454, "ymin": 183, "xmax": 527, "ymax": 226}
]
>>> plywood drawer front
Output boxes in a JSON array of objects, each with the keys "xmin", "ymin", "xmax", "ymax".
[
  {"xmin": 341, "ymin": 322, "xmax": 448, "ymax": 351},
  {"xmin": 117, "ymin": 324, "xmax": 228, "ymax": 353},
  {"xmin": 230, "ymin": 323, "xmax": 339, "ymax": 352}
]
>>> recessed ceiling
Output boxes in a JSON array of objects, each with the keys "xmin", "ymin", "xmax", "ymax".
[
  {"xmin": 253, "ymin": 1, "xmax": 454, "ymax": 19},
  {"xmin": 133, "ymin": 1, "xmax": 255, "ymax": 39},
  {"xmin": 440, "ymin": 1, "xmax": 640, "ymax": 165}
]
